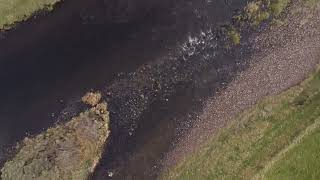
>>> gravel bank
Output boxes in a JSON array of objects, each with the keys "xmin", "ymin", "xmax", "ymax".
[{"xmin": 163, "ymin": 0, "xmax": 320, "ymax": 168}]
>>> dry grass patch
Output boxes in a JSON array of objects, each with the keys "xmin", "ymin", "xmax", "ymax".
[{"xmin": 0, "ymin": 0, "xmax": 62, "ymax": 30}]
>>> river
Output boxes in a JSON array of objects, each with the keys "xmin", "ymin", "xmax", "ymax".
[{"xmin": 0, "ymin": 0, "xmax": 248, "ymax": 179}]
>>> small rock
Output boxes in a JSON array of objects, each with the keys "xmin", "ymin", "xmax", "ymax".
[
  {"xmin": 82, "ymin": 91, "xmax": 102, "ymax": 106},
  {"xmin": 107, "ymin": 171, "xmax": 113, "ymax": 177}
]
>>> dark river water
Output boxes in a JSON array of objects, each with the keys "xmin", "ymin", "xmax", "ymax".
[{"xmin": 0, "ymin": 0, "xmax": 249, "ymax": 179}]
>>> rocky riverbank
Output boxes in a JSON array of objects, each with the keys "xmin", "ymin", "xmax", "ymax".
[{"xmin": 163, "ymin": 0, "xmax": 320, "ymax": 173}]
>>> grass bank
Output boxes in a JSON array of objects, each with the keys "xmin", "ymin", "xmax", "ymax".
[
  {"xmin": 1, "ymin": 92, "xmax": 109, "ymax": 180},
  {"xmin": 262, "ymin": 118, "xmax": 320, "ymax": 180},
  {"xmin": 161, "ymin": 64, "xmax": 320, "ymax": 179},
  {"xmin": 0, "ymin": 0, "xmax": 62, "ymax": 30}
]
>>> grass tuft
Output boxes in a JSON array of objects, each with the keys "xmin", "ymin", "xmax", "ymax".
[
  {"xmin": 269, "ymin": 0, "xmax": 290, "ymax": 17},
  {"xmin": 227, "ymin": 28, "xmax": 241, "ymax": 45}
]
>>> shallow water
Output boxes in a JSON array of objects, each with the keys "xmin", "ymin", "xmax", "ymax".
[{"xmin": 0, "ymin": 0, "xmax": 248, "ymax": 178}]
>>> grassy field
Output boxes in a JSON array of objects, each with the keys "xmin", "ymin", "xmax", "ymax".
[
  {"xmin": 161, "ymin": 66, "xmax": 320, "ymax": 180},
  {"xmin": 0, "ymin": 0, "xmax": 61, "ymax": 30},
  {"xmin": 263, "ymin": 122, "xmax": 320, "ymax": 180}
]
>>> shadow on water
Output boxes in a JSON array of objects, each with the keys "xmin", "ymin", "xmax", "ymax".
[{"xmin": 0, "ymin": 0, "xmax": 250, "ymax": 178}]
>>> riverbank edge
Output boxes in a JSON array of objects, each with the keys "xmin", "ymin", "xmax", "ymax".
[
  {"xmin": 161, "ymin": 0, "xmax": 320, "ymax": 178},
  {"xmin": 0, "ymin": 92, "xmax": 110, "ymax": 180},
  {"xmin": 0, "ymin": 0, "xmax": 63, "ymax": 31},
  {"xmin": 161, "ymin": 64, "xmax": 320, "ymax": 179}
]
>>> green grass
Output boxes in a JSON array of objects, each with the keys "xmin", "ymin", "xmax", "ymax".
[
  {"xmin": 227, "ymin": 28, "xmax": 241, "ymax": 45},
  {"xmin": 243, "ymin": 0, "xmax": 290, "ymax": 25},
  {"xmin": 263, "ymin": 124, "xmax": 320, "ymax": 180},
  {"xmin": 0, "ymin": 0, "xmax": 61, "ymax": 30},
  {"xmin": 161, "ymin": 67, "xmax": 320, "ymax": 180},
  {"xmin": 226, "ymin": 0, "xmax": 291, "ymax": 45},
  {"xmin": 269, "ymin": 0, "xmax": 291, "ymax": 16},
  {"xmin": 243, "ymin": 1, "xmax": 271, "ymax": 26}
]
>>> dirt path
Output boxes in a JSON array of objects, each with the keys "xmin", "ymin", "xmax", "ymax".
[{"xmin": 163, "ymin": 0, "xmax": 320, "ymax": 169}]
